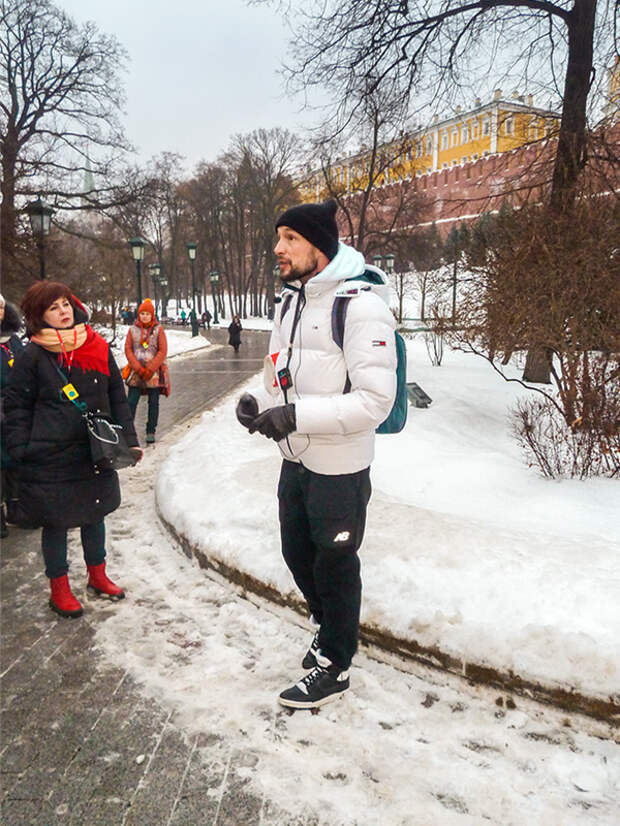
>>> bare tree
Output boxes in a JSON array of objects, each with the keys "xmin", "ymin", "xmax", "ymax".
[
  {"xmin": 0, "ymin": 0, "xmax": 133, "ymax": 292},
  {"xmin": 263, "ymin": 0, "xmax": 618, "ymax": 379},
  {"xmin": 182, "ymin": 129, "xmax": 299, "ymax": 320},
  {"xmin": 449, "ymin": 193, "xmax": 620, "ymax": 475}
]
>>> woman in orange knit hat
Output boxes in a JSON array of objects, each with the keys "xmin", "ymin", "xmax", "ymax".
[{"xmin": 124, "ymin": 298, "xmax": 169, "ymax": 444}]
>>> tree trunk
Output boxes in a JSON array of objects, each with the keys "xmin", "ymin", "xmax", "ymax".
[
  {"xmin": 523, "ymin": 349, "xmax": 552, "ymax": 384},
  {"xmin": 523, "ymin": 0, "xmax": 596, "ymax": 383},
  {"xmin": 549, "ymin": 0, "xmax": 596, "ymax": 215},
  {"xmin": 1, "ymin": 142, "xmax": 18, "ymax": 294}
]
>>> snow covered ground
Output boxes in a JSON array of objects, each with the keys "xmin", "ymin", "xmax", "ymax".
[
  {"xmin": 156, "ymin": 336, "xmax": 620, "ymax": 703},
  {"xmin": 91, "ymin": 341, "xmax": 620, "ymax": 824}
]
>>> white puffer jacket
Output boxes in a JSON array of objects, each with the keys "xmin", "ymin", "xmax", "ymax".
[{"xmin": 251, "ymin": 242, "xmax": 397, "ymax": 474}]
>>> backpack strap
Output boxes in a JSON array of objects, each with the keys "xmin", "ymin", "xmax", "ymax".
[{"xmin": 331, "ymin": 297, "xmax": 352, "ymax": 393}]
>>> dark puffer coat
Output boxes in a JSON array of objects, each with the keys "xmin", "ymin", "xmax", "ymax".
[
  {"xmin": 1, "ymin": 302, "xmax": 24, "ymax": 468},
  {"xmin": 4, "ymin": 333, "xmax": 138, "ymax": 529}
]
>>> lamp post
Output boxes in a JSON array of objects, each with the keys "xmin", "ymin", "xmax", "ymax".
[
  {"xmin": 159, "ymin": 273, "xmax": 168, "ymax": 319},
  {"xmin": 128, "ymin": 237, "xmax": 146, "ymax": 306},
  {"xmin": 384, "ymin": 253, "xmax": 395, "ymax": 275},
  {"xmin": 209, "ymin": 271, "xmax": 219, "ymax": 325},
  {"xmin": 148, "ymin": 262, "xmax": 161, "ymax": 316},
  {"xmin": 25, "ymin": 195, "xmax": 54, "ymax": 279},
  {"xmin": 186, "ymin": 243, "xmax": 198, "ymax": 337}
]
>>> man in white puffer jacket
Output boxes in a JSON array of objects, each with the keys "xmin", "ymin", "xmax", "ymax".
[{"xmin": 236, "ymin": 199, "xmax": 396, "ymax": 709}]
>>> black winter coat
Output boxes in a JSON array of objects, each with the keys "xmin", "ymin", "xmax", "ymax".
[
  {"xmin": 0, "ymin": 302, "xmax": 24, "ymax": 469},
  {"xmin": 4, "ymin": 337, "xmax": 138, "ymax": 528},
  {"xmin": 228, "ymin": 320, "xmax": 242, "ymax": 346}
]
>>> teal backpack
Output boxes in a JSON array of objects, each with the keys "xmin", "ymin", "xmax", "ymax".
[{"xmin": 331, "ymin": 293, "xmax": 408, "ymax": 434}]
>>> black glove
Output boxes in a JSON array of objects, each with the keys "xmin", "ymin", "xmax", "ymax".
[
  {"xmin": 249, "ymin": 404, "xmax": 296, "ymax": 442},
  {"xmin": 236, "ymin": 393, "xmax": 259, "ymax": 429}
]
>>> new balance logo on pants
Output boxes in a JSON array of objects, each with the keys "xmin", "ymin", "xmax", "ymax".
[{"xmin": 333, "ymin": 531, "xmax": 350, "ymax": 543}]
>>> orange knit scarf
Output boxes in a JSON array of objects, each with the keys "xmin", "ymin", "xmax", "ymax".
[{"xmin": 31, "ymin": 323, "xmax": 87, "ymax": 352}]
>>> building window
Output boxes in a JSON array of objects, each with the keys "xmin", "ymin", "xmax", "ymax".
[
  {"xmin": 505, "ymin": 116, "xmax": 514, "ymax": 135},
  {"xmin": 472, "ymin": 153, "xmax": 479, "ymax": 160},
  {"xmin": 483, "ymin": 150, "xmax": 490, "ymax": 157},
  {"xmin": 472, "ymin": 122, "xmax": 478, "ymax": 139},
  {"xmin": 451, "ymin": 159, "xmax": 458, "ymax": 166},
  {"xmin": 442, "ymin": 132, "xmax": 449, "ymax": 150},
  {"xmin": 461, "ymin": 156, "xmax": 468, "ymax": 164},
  {"xmin": 483, "ymin": 118, "xmax": 490, "ymax": 136},
  {"xmin": 442, "ymin": 162, "xmax": 448, "ymax": 168},
  {"xmin": 416, "ymin": 141, "xmax": 422, "ymax": 157},
  {"xmin": 451, "ymin": 129, "xmax": 458, "ymax": 147},
  {"xmin": 461, "ymin": 125, "xmax": 469, "ymax": 143},
  {"xmin": 427, "ymin": 166, "xmax": 432, "ymax": 174},
  {"xmin": 426, "ymin": 136, "xmax": 433, "ymax": 154}
]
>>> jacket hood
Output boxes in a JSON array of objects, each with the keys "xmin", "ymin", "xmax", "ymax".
[
  {"xmin": 1, "ymin": 302, "xmax": 22, "ymax": 336},
  {"xmin": 311, "ymin": 242, "xmax": 366, "ymax": 284}
]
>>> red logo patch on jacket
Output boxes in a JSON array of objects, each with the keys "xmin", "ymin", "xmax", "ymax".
[{"xmin": 372, "ymin": 340, "xmax": 387, "ymax": 347}]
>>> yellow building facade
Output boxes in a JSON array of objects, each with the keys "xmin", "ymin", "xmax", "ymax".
[{"xmin": 299, "ymin": 90, "xmax": 559, "ymax": 200}]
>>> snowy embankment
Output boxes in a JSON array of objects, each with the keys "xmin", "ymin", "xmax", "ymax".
[{"xmin": 156, "ymin": 337, "xmax": 620, "ymax": 704}]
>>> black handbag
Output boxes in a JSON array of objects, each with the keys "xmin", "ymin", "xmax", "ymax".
[
  {"xmin": 53, "ymin": 360, "xmax": 137, "ymax": 472},
  {"xmin": 84, "ymin": 410, "xmax": 136, "ymax": 471}
]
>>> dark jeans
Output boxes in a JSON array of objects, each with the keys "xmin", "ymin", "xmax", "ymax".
[
  {"xmin": 277, "ymin": 460, "xmax": 372, "ymax": 670},
  {"xmin": 41, "ymin": 520, "xmax": 106, "ymax": 579},
  {"xmin": 127, "ymin": 386, "xmax": 160, "ymax": 434}
]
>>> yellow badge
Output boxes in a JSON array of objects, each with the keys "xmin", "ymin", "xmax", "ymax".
[
  {"xmin": 142, "ymin": 341, "xmax": 149, "ymax": 349},
  {"xmin": 8, "ymin": 358, "xmax": 14, "ymax": 367},
  {"xmin": 62, "ymin": 383, "xmax": 79, "ymax": 401}
]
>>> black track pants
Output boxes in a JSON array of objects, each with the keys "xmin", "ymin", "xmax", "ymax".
[{"xmin": 277, "ymin": 459, "xmax": 372, "ymax": 670}]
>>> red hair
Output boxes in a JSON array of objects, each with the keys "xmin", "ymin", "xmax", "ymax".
[{"xmin": 21, "ymin": 281, "xmax": 85, "ymax": 334}]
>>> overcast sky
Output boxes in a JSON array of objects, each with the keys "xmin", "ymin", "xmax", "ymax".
[{"xmin": 59, "ymin": 0, "xmax": 320, "ymax": 173}]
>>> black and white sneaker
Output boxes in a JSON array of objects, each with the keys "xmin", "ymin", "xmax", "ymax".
[
  {"xmin": 278, "ymin": 664, "xmax": 350, "ymax": 709},
  {"xmin": 302, "ymin": 630, "xmax": 321, "ymax": 669}
]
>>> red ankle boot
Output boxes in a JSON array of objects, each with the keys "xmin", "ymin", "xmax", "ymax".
[
  {"xmin": 86, "ymin": 562, "xmax": 125, "ymax": 600},
  {"xmin": 49, "ymin": 575, "xmax": 83, "ymax": 618}
]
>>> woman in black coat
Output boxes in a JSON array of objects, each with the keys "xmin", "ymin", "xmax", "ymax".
[
  {"xmin": 228, "ymin": 315, "xmax": 242, "ymax": 352},
  {"xmin": 0, "ymin": 293, "xmax": 24, "ymax": 538},
  {"xmin": 4, "ymin": 282, "xmax": 142, "ymax": 618}
]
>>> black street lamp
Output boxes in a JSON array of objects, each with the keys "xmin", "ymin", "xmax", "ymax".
[
  {"xmin": 159, "ymin": 272, "xmax": 168, "ymax": 319},
  {"xmin": 128, "ymin": 237, "xmax": 146, "ymax": 306},
  {"xmin": 209, "ymin": 271, "xmax": 220, "ymax": 325},
  {"xmin": 186, "ymin": 242, "xmax": 198, "ymax": 337},
  {"xmin": 148, "ymin": 262, "xmax": 161, "ymax": 316},
  {"xmin": 25, "ymin": 195, "xmax": 54, "ymax": 279}
]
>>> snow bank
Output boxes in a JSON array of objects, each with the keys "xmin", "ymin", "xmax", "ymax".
[{"xmin": 156, "ymin": 337, "xmax": 620, "ymax": 701}]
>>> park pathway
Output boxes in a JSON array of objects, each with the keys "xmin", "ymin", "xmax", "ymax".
[{"xmin": 0, "ymin": 329, "xmax": 300, "ymax": 826}]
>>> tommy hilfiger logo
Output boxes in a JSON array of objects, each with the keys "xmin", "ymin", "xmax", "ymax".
[
  {"xmin": 333, "ymin": 531, "xmax": 351, "ymax": 542},
  {"xmin": 372, "ymin": 340, "xmax": 387, "ymax": 347}
]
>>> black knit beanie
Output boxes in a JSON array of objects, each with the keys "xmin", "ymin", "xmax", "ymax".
[{"xmin": 275, "ymin": 199, "xmax": 339, "ymax": 261}]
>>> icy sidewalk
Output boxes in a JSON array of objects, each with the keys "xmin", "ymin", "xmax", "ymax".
[{"xmin": 156, "ymin": 341, "xmax": 620, "ymax": 720}]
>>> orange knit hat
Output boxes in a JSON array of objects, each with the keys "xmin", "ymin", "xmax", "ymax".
[{"xmin": 138, "ymin": 298, "xmax": 156, "ymax": 319}]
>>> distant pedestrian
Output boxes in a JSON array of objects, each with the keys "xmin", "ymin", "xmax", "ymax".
[
  {"xmin": 4, "ymin": 281, "xmax": 141, "ymax": 618},
  {"xmin": 180, "ymin": 309, "xmax": 187, "ymax": 326},
  {"xmin": 124, "ymin": 298, "xmax": 169, "ymax": 444},
  {"xmin": 0, "ymin": 293, "xmax": 24, "ymax": 538},
  {"xmin": 228, "ymin": 315, "xmax": 242, "ymax": 352},
  {"xmin": 201, "ymin": 309, "xmax": 212, "ymax": 330}
]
